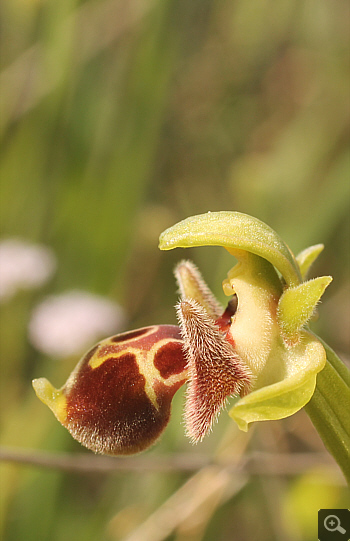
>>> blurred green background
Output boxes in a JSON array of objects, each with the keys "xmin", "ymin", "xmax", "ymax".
[{"xmin": 1, "ymin": 0, "xmax": 349, "ymax": 540}]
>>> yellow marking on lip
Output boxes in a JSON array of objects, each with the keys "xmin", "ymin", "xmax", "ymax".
[
  {"xmin": 162, "ymin": 370, "xmax": 189, "ymax": 388},
  {"xmin": 89, "ymin": 345, "xmax": 140, "ymax": 370}
]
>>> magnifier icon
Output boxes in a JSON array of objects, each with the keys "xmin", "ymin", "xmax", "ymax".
[{"xmin": 324, "ymin": 515, "xmax": 346, "ymax": 534}]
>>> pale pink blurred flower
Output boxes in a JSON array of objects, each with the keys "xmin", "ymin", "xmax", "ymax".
[
  {"xmin": 29, "ymin": 290, "xmax": 126, "ymax": 358},
  {"xmin": 0, "ymin": 239, "xmax": 56, "ymax": 301}
]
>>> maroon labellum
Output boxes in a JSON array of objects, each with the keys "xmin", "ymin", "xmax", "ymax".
[{"xmin": 33, "ymin": 325, "xmax": 188, "ymax": 455}]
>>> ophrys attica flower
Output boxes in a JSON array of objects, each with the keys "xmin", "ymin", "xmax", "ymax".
[{"xmin": 33, "ymin": 211, "xmax": 333, "ymax": 455}]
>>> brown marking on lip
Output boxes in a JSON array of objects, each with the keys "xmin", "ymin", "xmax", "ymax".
[
  {"xmin": 108, "ymin": 326, "xmax": 182, "ymax": 354},
  {"xmin": 65, "ymin": 352, "xmax": 173, "ymax": 455},
  {"xmin": 111, "ymin": 327, "xmax": 152, "ymax": 343},
  {"xmin": 153, "ymin": 325, "xmax": 182, "ymax": 340},
  {"xmin": 82, "ymin": 345, "xmax": 99, "ymax": 364},
  {"xmin": 153, "ymin": 376, "xmax": 188, "ymax": 406},
  {"xmin": 153, "ymin": 341, "xmax": 186, "ymax": 379},
  {"xmin": 138, "ymin": 325, "xmax": 182, "ymax": 350}
]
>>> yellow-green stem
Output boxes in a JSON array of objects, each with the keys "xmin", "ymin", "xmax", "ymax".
[{"xmin": 304, "ymin": 340, "xmax": 350, "ymax": 485}]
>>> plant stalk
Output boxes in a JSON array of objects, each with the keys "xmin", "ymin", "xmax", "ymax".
[{"xmin": 305, "ymin": 339, "xmax": 350, "ymax": 485}]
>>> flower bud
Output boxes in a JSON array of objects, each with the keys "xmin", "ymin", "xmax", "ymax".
[{"xmin": 33, "ymin": 325, "xmax": 188, "ymax": 455}]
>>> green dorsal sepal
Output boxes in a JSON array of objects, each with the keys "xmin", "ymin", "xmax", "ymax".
[{"xmin": 159, "ymin": 211, "xmax": 302, "ymax": 287}]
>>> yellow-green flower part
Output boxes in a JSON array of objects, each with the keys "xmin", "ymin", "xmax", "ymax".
[{"xmin": 159, "ymin": 211, "xmax": 332, "ymax": 431}]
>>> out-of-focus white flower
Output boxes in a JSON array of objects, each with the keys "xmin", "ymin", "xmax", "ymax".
[
  {"xmin": 0, "ymin": 239, "xmax": 56, "ymax": 301},
  {"xmin": 29, "ymin": 290, "xmax": 126, "ymax": 358}
]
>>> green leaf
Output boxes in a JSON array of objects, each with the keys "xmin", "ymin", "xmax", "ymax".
[{"xmin": 159, "ymin": 211, "xmax": 302, "ymax": 286}]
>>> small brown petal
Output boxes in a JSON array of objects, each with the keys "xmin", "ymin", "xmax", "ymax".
[{"xmin": 177, "ymin": 299, "xmax": 252, "ymax": 443}]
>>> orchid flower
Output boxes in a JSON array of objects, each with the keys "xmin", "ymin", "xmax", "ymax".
[{"xmin": 33, "ymin": 212, "xmax": 350, "ymax": 484}]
